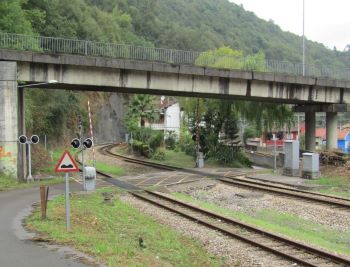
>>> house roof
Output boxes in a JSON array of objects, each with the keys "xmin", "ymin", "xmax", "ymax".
[
  {"xmin": 338, "ymin": 130, "xmax": 350, "ymax": 140},
  {"xmin": 315, "ymin": 128, "xmax": 326, "ymax": 139}
]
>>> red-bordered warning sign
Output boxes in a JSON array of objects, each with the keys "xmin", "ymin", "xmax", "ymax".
[{"xmin": 55, "ymin": 150, "xmax": 79, "ymax": 173}]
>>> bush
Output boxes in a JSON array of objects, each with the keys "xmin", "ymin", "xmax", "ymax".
[
  {"xmin": 142, "ymin": 144, "xmax": 150, "ymax": 157},
  {"xmin": 152, "ymin": 150, "xmax": 166, "ymax": 160},
  {"xmin": 214, "ymin": 145, "xmax": 251, "ymax": 167},
  {"xmin": 178, "ymin": 131, "xmax": 196, "ymax": 157},
  {"xmin": 131, "ymin": 128, "xmax": 163, "ymax": 157},
  {"xmin": 32, "ymin": 144, "xmax": 52, "ymax": 174},
  {"xmin": 165, "ymin": 131, "xmax": 177, "ymax": 150},
  {"xmin": 148, "ymin": 131, "xmax": 164, "ymax": 152}
]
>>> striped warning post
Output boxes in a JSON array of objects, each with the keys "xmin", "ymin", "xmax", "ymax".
[{"xmin": 87, "ymin": 99, "xmax": 96, "ymax": 167}]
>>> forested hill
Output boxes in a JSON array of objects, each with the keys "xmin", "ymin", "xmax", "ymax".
[{"xmin": 2, "ymin": 0, "xmax": 349, "ymax": 69}]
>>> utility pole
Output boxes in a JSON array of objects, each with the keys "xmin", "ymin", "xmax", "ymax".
[
  {"xmin": 196, "ymin": 98, "xmax": 200, "ymax": 167},
  {"xmin": 302, "ymin": 0, "xmax": 306, "ymax": 76}
]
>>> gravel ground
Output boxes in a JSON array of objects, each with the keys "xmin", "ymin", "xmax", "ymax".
[
  {"xmin": 121, "ymin": 194, "xmax": 295, "ymax": 267},
  {"xmin": 168, "ymin": 181, "xmax": 350, "ymax": 232}
]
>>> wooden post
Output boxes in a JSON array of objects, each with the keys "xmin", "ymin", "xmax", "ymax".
[{"xmin": 40, "ymin": 186, "xmax": 49, "ymax": 219}]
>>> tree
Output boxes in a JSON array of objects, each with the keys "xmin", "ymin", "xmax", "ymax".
[
  {"xmin": 0, "ymin": 0, "xmax": 35, "ymax": 34},
  {"xmin": 125, "ymin": 94, "xmax": 157, "ymax": 129}
]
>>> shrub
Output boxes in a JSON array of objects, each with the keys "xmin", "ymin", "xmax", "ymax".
[
  {"xmin": 165, "ymin": 131, "xmax": 177, "ymax": 150},
  {"xmin": 32, "ymin": 144, "xmax": 52, "ymax": 174},
  {"xmin": 214, "ymin": 145, "xmax": 251, "ymax": 167},
  {"xmin": 141, "ymin": 144, "xmax": 150, "ymax": 157},
  {"xmin": 152, "ymin": 150, "xmax": 166, "ymax": 160},
  {"xmin": 148, "ymin": 131, "xmax": 164, "ymax": 151}
]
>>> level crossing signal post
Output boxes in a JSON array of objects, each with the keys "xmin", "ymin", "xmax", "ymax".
[
  {"xmin": 71, "ymin": 137, "xmax": 93, "ymax": 191},
  {"xmin": 18, "ymin": 135, "xmax": 40, "ymax": 182}
]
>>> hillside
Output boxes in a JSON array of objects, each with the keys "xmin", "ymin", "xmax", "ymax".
[{"xmin": 2, "ymin": 0, "xmax": 349, "ymax": 68}]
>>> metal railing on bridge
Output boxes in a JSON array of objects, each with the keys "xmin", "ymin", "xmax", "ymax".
[{"xmin": 0, "ymin": 32, "xmax": 349, "ymax": 81}]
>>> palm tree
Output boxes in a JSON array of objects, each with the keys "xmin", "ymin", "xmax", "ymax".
[{"xmin": 127, "ymin": 94, "xmax": 157, "ymax": 128}]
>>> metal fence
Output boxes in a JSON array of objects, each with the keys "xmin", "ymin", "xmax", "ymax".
[{"xmin": 0, "ymin": 32, "xmax": 349, "ymax": 80}]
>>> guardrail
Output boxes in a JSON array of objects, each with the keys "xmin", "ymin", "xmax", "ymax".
[{"xmin": 0, "ymin": 32, "xmax": 349, "ymax": 80}]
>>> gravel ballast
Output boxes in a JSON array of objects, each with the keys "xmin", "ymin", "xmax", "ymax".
[
  {"xmin": 121, "ymin": 194, "xmax": 294, "ymax": 267},
  {"xmin": 170, "ymin": 182, "xmax": 350, "ymax": 232}
]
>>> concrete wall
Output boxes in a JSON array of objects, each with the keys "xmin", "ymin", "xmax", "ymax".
[
  {"xmin": 246, "ymin": 151, "xmax": 284, "ymax": 169},
  {"xmin": 164, "ymin": 103, "xmax": 181, "ymax": 136},
  {"xmin": 0, "ymin": 62, "xmax": 18, "ymax": 176}
]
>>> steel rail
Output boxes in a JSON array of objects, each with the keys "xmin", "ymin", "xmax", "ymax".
[
  {"xmin": 132, "ymin": 190, "xmax": 350, "ymax": 266},
  {"xmin": 225, "ymin": 172, "xmax": 350, "ymax": 202},
  {"xmin": 219, "ymin": 177, "xmax": 350, "ymax": 209}
]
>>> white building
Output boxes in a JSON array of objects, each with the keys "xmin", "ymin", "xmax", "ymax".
[{"xmin": 150, "ymin": 102, "xmax": 181, "ymax": 137}]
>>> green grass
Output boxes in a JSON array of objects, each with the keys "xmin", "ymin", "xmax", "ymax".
[
  {"xmin": 0, "ymin": 173, "xmax": 64, "ymax": 192},
  {"xmin": 306, "ymin": 176, "xmax": 350, "ymax": 198},
  {"xmin": 172, "ymin": 192, "xmax": 350, "ymax": 257},
  {"xmin": 149, "ymin": 150, "xmax": 196, "ymax": 168},
  {"xmin": 95, "ymin": 161, "xmax": 124, "ymax": 176},
  {"xmin": 26, "ymin": 188, "xmax": 229, "ymax": 267}
]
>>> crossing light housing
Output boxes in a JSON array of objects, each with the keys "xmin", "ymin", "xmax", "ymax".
[
  {"xmin": 83, "ymin": 138, "xmax": 93, "ymax": 149},
  {"xmin": 71, "ymin": 138, "xmax": 81, "ymax": 149},
  {"xmin": 31, "ymin": 135, "xmax": 39, "ymax": 144},
  {"xmin": 19, "ymin": 135, "xmax": 27, "ymax": 144}
]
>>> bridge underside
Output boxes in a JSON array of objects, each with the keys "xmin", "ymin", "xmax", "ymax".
[{"xmin": 17, "ymin": 61, "xmax": 349, "ymax": 104}]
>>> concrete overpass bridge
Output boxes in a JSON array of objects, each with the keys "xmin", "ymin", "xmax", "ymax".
[{"xmin": 0, "ymin": 33, "xmax": 349, "ymax": 178}]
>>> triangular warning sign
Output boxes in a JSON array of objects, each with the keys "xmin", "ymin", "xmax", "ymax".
[{"xmin": 55, "ymin": 150, "xmax": 80, "ymax": 173}]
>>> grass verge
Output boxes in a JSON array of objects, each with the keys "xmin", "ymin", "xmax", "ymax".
[
  {"xmin": 26, "ymin": 188, "xmax": 228, "ymax": 267},
  {"xmin": 172, "ymin": 192, "xmax": 350, "ymax": 257},
  {"xmin": 306, "ymin": 176, "xmax": 350, "ymax": 198}
]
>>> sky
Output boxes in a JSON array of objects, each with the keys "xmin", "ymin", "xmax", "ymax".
[{"xmin": 229, "ymin": 0, "xmax": 350, "ymax": 51}]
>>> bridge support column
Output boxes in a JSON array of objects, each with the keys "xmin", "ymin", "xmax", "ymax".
[
  {"xmin": 0, "ymin": 61, "xmax": 19, "ymax": 178},
  {"xmin": 305, "ymin": 111, "xmax": 316, "ymax": 151},
  {"xmin": 18, "ymin": 87, "xmax": 26, "ymax": 181},
  {"xmin": 326, "ymin": 112, "xmax": 337, "ymax": 150}
]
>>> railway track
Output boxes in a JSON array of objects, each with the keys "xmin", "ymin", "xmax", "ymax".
[
  {"xmin": 131, "ymin": 190, "xmax": 350, "ymax": 267},
  {"xmin": 100, "ymin": 144, "xmax": 350, "ymax": 210},
  {"xmin": 88, "ymin": 145, "xmax": 350, "ymax": 265}
]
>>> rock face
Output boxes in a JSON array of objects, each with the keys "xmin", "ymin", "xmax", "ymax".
[{"xmin": 94, "ymin": 93, "xmax": 127, "ymax": 144}]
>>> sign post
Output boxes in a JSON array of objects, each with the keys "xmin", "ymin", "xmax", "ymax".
[
  {"xmin": 65, "ymin": 172, "xmax": 70, "ymax": 230},
  {"xmin": 55, "ymin": 150, "xmax": 79, "ymax": 231}
]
